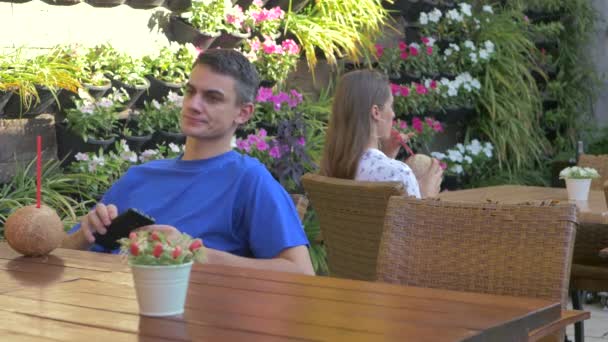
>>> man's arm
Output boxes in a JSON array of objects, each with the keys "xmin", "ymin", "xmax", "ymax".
[{"xmin": 206, "ymin": 245, "xmax": 315, "ymax": 275}]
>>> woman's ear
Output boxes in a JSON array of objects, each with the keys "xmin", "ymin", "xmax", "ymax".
[{"xmin": 370, "ymin": 104, "xmax": 381, "ymax": 122}]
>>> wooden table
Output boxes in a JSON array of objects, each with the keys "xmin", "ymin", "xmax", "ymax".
[
  {"xmin": 0, "ymin": 243, "xmax": 561, "ymax": 341},
  {"xmin": 439, "ymin": 185, "xmax": 608, "ymax": 224}
]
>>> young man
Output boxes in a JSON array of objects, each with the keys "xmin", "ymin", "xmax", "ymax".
[{"xmin": 63, "ymin": 49, "xmax": 314, "ymax": 275}]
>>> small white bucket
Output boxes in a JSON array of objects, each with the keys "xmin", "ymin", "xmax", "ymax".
[
  {"xmin": 565, "ymin": 178, "xmax": 592, "ymax": 201},
  {"xmin": 130, "ymin": 261, "xmax": 193, "ymax": 317}
]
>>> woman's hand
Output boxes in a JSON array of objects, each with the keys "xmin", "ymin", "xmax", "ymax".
[
  {"xmin": 417, "ymin": 158, "xmax": 444, "ymax": 198},
  {"xmin": 380, "ymin": 130, "xmax": 415, "ymax": 159}
]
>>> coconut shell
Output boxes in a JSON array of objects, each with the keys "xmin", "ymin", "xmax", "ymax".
[
  {"xmin": 4, "ymin": 204, "xmax": 65, "ymax": 256},
  {"xmin": 405, "ymin": 154, "xmax": 433, "ymax": 179}
]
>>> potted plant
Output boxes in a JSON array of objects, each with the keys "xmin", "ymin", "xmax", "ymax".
[
  {"xmin": 142, "ymin": 92, "xmax": 186, "ymax": 148},
  {"xmin": 431, "ymin": 139, "xmax": 494, "ymax": 190},
  {"xmin": 559, "ymin": 166, "xmax": 600, "ymax": 201},
  {"xmin": 241, "ymin": 36, "xmax": 300, "ymax": 88},
  {"xmin": 210, "ymin": 4, "xmax": 252, "ymax": 49},
  {"xmin": 140, "ymin": 43, "xmax": 197, "ymax": 105},
  {"xmin": 245, "ymin": 86, "xmax": 304, "ymax": 134},
  {"xmin": 168, "ymin": 0, "xmax": 228, "ymax": 50},
  {"xmin": 121, "ymin": 109, "xmax": 156, "ymax": 153},
  {"xmin": 118, "ymin": 230, "xmax": 206, "ymax": 317}
]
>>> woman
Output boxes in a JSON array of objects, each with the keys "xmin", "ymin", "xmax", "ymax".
[{"xmin": 320, "ymin": 69, "xmax": 443, "ymax": 198}]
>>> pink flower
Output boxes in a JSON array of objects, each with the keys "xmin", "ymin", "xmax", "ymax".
[
  {"xmin": 282, "ymin": 39, "xmax": 300, "ymax": 55},
  {"xmin": 256, "ymin": 139, "xmax": 269, "ymax": 151},
  {"xmin": 415, "ymin": 83, "xmax": 428, "ymax": 95},
  {"xmin": 433, "ymin": 121, "xmax": 444, "ymax": 132},
  {"xmin": 262, "ymin": 38, "xmax": 280, "ymax": 54},
  {"xmin": 439, "ymin": 161, "xmax": 447, "ymax": 170},
  {"xmin": 425, "ymin": 117, "xmax": 435, "ymax": 127},
  {"xmin": 256, "ymin": 87, "xmax": 273, "ymax": 102},
  {"xmin": 236, "ymin": 139, "xmax": 251, "ymax": 152},
  {"xmin": 249, "ymin": 37, "xmax": 261, "ymax": 52},
  {"xmin": 269, "ymin": 7, "xmax": 285, "ymax": 20},
  {"xmin": 375, "ymin": 44, "xmax": 384, "ymax": 57},
  {"xmin": 412, "ymin": 117, "xmax": 423, "ymax": 133},
  {"xmin": 226, "ymin": 5, "xmax": 244, "ymax": 28},
  {"xmin": 421, "ymin": 37, "xmax": 430, "ymax": 45},
  {"xmin": 269, "ymin": 145, "xmax": 282, "ymax": 158},
  {"xmin": 258, "ymin": 128, "xmax": 267, "ymax": 137},
  {"xmin": 426, "ymin": 46, "xmax": 433, "ymax": 56},
  {"xmin": 399, "ymin": 120, "xmax": 408, "ymax": 130},
  {"xmin": 390, "ymin": 83, "xmax": 401, "ymax": 95},
  {"xmin": 430, "ymin": 80, "xmax": 438, "ymax": 89},
  {"xmin": 253, "ymin": 0, "xmax": 263, "ymax": 6},
  {"xmin": 398, "ymin": 41, "xmax": 407, "ymax": 51},
  {"xmin": 400, "ymin": 51, "xmax": 409, "ymax": 60},
  {"xmin": 297, "ymin": 137, "xmax": 306, "ymax": 146},
  {"xmin": 400, "ymin": 85, "xmax": 410, "ymax": 97},
  {"xmin": 409, "ymin": 45, "xmax": 419, "ymax": 57}
]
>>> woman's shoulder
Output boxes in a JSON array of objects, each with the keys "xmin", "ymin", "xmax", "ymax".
[{"xmin": 356, "ymin": 149, "xmax": 414, "ymax": 182}]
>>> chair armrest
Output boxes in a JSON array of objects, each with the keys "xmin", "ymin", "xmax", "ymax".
[{"xmin": 528, "ymin": 310, "xmax": 590, "ymax": 342}]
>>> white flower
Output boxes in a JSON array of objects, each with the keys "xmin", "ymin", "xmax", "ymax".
[
  {"xmin": 449, "ymin": 43, "xmax": 461, "ymax": 52},
  {"xmin": 119, "ymin": 139, "xmax": 130, "ymax": 152},
  {"xmin": 484, "ymin": 142, "xmax": 493, "ymax": 150},
  {"xmin": 409, "ymin": 42, "xmax": 420, "ymax": 50},
  {"xmin": 471, "ymin": 79, "xmax": 481, "ymax": 90},
  {"xmin": 464, "ymin": 155, "xmax": 473, "ymax": 164},
  {"xmin": 447, "ymin": 149, "xmax": 464, "ymax": 163},
  {"xmin": 88, "ymin": 155, "xmax": 105, "ymax": 172},
  {"xmin": 169, "ymin": 143, "xmax": 181, "ymax": 153},
  {"xmin": 483, "ymin": 147, "xmax": 493, "ymax": 158},
  {"xmin": 483, "ymin": 5, "xmax": 494, "ymax": 14},
  {"xmin": 75, "ymin": 152, "xmax": 89, "ymax": 161},
  {"xmin": 456, "ymin": 143, "xmax": 465, "ymax": 153},
  {"xmin": 419, "ymin": 12, "xmax": 429, "ymax": 25},
  {"xmin": 450, "ymin": 164, "xmax": 464, "ymax": 175},
  {"xmin": 151, "ymin": 99, "xmax": 161, "ymax": 110},
  {"xmin": 431, "ymin": 152, "xmax": 446, "ymax": 160},
  {"xmin": 463, "ymin": 83, "xmax": 472, "ymax": 92},
  {"xmin": 479, "ymin": 49, "xmax": 489, "ymax": 60},
  {"xmin": 469, "ymin": 52, "xmax": 478, "ymax": 63},
  {"xmin": 447, "ymin": 86, "xmax": 458, "ymax": 97},
  {"xmin": 446, "ymin": 9, "xmax": 463, "ymax": 22},
  {"xmin": 139, "ymin": 149, "xmax": 159, "ymax": 163},
  {"xmin": 121, "ymin": 151, "xmax": 138, "ymax": 163},
  {"xmin": 167, "ymin": 91, "xmax": 183, "ymax": 107},
  {"xmin": 184, "ymin": 43, "xmax": 200, "ymax": 59},
  {"xmin": 429, "ymin": 8, "xmax": 443, "ymax": 23},
  {"xmin": 459, "ymin": 3, "xmax": 472, "ymax": 17},
  {"xmin": 466, "ymin": 140, "xmax": 482, "ymax": 156},
  {"xmin": 97, "ymin": 97, "xmax": 114, "ymax": 108},
  {"xmin": 464, "ymin": 40, "xmax": 476, "ymax": 50},
  {"xmin": 484, "ymin": 40, "xmax": 495, "ymax": 54},
  {"xmin": 426, "ymin": 37, "xmax": 436, "ymax": 47},
  {"xmin": 444, "ymin": 48, "xmax": 453, "ymax": 57}
]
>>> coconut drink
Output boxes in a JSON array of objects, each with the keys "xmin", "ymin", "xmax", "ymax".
[{"xmin": 4, "ymin": 204, "xmax": 65, "ymax": 256}]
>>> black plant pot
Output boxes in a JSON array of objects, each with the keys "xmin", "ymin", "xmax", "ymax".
[
  {"xmin": 111, "ymin": 78, "xmax": 150, "ymax": 110},
  {"xmin": 144, "ymin": 130, "xmax": 186, "ymax": 150},
  {"xmin": 0, "ymin": 90, "xmax": 13, "ymax": 116},
  {"xmin": 3, "ymin": 86, "xmax": 61, "ymax": 118},
  {"xmin": 41, "ymin": 0, "xmax": 82, "ymax": 5},
  {"xmin": 385, "ymin": 0, "xmax": 425, "ymax": 22},
  {"xmin": 438, "ymin": 0, "xmax": 455, "ymax": 10},
  {"xmin": 164, "ymin": 0, "xmax": 190, "ymax": 11},
  {"xmin": 209, "ymin": 31, "xmax": 251, "ymax": 49},
  {"xmin": 260, "ymin": 80, "xmax": 277, "ymax": 88},
  {"xmin": 443, "ymin": 106, "xmax": 476, "ymax": 123},
  {"xmin": 122, "ymin": 133, "xmax": 153, "ymax": 153},
  {"xmin": 85, "ymin": 0, "xmax": 126, "ymax": 7},
  {"xmin": 168, "ymin": 16, "xmax": 220, "ymax": 50},
  {"xmin": 264, "ymin": 0, "xmax": 307, "ymax": 11},
  {"xmin": 404, "ymin": 24, "xmax": 422, "ymax": 42},
  {"xmin": 232, "ymin": 0, "xmax": 270, "ymax": 8},
  {"xmin": 126, "ymin": 0, "xmax": 164, "ymax": 9},
  {"xmin": 401, "ymin": 71, "xmax": 422, "ymax": 84},
  {"xmin": 85, "ymin": 82, "xmax": 112, "ymax": 100},
  {"xmin": 442, "ymin": 174, "xmax": 468, "ymax": 191},
  {"xmin": 136, "ymin": 75, "xmax": 183, "ymax": 107},
  {"xmin": 56, "ymin": 122, "xmax": 116, "ymax": 166}
]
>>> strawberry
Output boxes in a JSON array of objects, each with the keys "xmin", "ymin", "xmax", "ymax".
[
  {"xmin": 172, "ymin": 246, "xmax": 182, "ymax": 259},
  {"xmin": 130, "ymin": 243, "xmax": 139, "ymax": 256},
  {"xmin": 153, "ymin": 243, "xmax": 163, "ymax": 258},
  {"xmin": 189, "ymin": 239, "xmax": 203, "ymax": 252}
]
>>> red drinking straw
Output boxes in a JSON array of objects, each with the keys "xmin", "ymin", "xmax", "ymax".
[
  {"xmin": 36, "ymin": 135, "xmax": 41, "ymax": 208},
  {"xmin": 392, "ymin": 129, "xmax": 415, "ymax": 156}
]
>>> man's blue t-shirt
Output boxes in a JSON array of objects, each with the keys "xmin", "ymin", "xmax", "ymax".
[{"xmin": 68, "ymin": 151, "xmax": 309, "ymax": 258}]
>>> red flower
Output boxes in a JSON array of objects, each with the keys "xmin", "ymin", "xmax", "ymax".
[
  {"xmin": 390, "ymin": 83, "xmax": 401, "ymax": 95},
  {"xmin": 400, "ymin": 85, "xmax": 410, "ymax": 97},
  {"xmin": 412, "ymin": 117, "xmax": 423, "ymax": 133},
  {"xmin": 409, "ymin": 45, "xmax": 419, "ymax": 57},
  {"xmin": 375, "ymin": 44, "xmax": 384, "ymax": 58},
  {"xmin": 415, "ymin": 83, "xmax": 428, "ymax": 95},
  {"xmin": 400, "ymin": 51, "xmax": 409, "ymax": 60},
  {"xmin": 153, "ymin": 243, "xmax": 163, "ymax": 258},
  {"xmin": 426, "ymin": 46, "xmax": 433, "ymax": 56},
  {"xmin": 130, "ymin": 243, "xmax": 139, "ymax": 256},
  {"xmin": 189, "ymin": 239, "xmax": 203, "ymax": 252},
  {"xmin": 150, "ymin": 231, "xmax": 161, "ymax": 242},
  {"xmin": 172, "ymin": 246, "xmax": 182, "ymax": 259},
  {"xmin": 421, "ymin": 37, "xmax": 430, "ymax": 45},
  {"xmin": 398, "ymin": 41, "xmax": 407, "ymax": 51},
  {"xmin": 430, "ymin": 80, "xmax": 438, "ymax": 89}
]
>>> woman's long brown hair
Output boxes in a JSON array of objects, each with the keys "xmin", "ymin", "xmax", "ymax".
[{"xmin": 320, "ymin": 70, "xmax": 391, "ymax": 179}]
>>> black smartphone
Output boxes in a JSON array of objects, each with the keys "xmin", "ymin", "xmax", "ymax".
[{"xmin": 93, "ymin": 208, "xmax": 155, "ymax": 250}]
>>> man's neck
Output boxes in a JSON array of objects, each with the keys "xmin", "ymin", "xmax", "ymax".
[{"xmin": 182, "ymin": 136, "xmax": 233, "ymax": 160}]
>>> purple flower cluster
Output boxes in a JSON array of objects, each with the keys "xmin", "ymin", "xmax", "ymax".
[
  {"xmin": 256, "ymin": 87, "xmax": 304, "ymax": 111},
  {"xmin": 235, "ymin": 128, "xmax": 283, "ymax": 158}
]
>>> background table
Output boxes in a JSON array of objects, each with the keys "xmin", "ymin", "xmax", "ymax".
[{"xmin": 0, "ymin": 243, "xmax": 561, "ymax": 341}]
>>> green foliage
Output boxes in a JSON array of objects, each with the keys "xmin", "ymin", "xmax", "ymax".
[
  {"xmin": 302, "ymin": 210, "xmax": 328, "ymax": 275},
  {"xmin": 119, "ymin": 230, "xmax": 206, "ymax": 266},
  {"xmin": 142, "ymin": 43, "xmax": 197, "ymax": 84}
]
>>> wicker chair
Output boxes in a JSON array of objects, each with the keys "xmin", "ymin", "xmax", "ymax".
[
  {"xmin": 577, "ymin": 154, "xmax": 608, "ymax": 190},
  {"xmin": 376, "ymin": 197, "xmax": 582, "ymax": 342},
  {"xmin": 568, "ymin": 180, "xmax": 608, "ymax": 342},
  {"xmin": 290, "ymin": 194, "xmax": 309, "ymax": 222},
  {"xmin": 301, "ymin": 173, "xmax": 405, "ymax": 281}
]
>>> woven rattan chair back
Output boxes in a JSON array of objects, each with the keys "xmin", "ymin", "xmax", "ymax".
[
  {"xmin": 301, "ymin": 173, "xmax": 405, "ymax": 281},
  {"xmin": 578, "ymin": 154, "xmax": 608, "ymax": 190},
  {"xmin": 377, "ymin": 197, "xmax": 578, "ymax": 307}
]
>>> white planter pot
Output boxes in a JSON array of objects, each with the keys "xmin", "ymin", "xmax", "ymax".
[
  {"xmin": 130, "ymin": 261, "xmax": 193, "ymax": 317},
  {"xmin": 565, "ymin": 178, "xmax": 592, "ymax": 201}
]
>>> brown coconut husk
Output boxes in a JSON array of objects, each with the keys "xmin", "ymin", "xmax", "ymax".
[
  {"xmin": 4, "ymin": 204, "xmax": 65, "ymax": 256},
  {"xmin": 405, "ymin": 154, "xmax": 433, "ymax": 180}
]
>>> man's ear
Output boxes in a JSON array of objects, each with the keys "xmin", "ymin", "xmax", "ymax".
[{"xmin": 235, "ymin": 102, "xmax": 255, "ymax": 125}]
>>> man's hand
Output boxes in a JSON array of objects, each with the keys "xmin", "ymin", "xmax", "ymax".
[
  {"xmin": 380, "ymin": 130, "xmax": 415, "ymax": 159},
  {"xmin": 80, "ymin": 203, "xmax": 119, "ymax": 244},
  {"xmin": 417, "ymin": 158, "xmax": 444, "ymax": 198}
]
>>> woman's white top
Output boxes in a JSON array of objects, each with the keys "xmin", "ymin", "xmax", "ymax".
[{"xmin": 355, "ymin": 148, "xmax": 421, "ymax": 198}]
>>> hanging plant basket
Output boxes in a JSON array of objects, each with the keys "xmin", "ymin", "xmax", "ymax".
[
  {"xmin": 3, "ymin": 86, "xmax": 61, "ymax": 118},
  {"xmin": 209, "ymin": 31, "xmax": 251, "ymax": 49},
  {"xmin": 126, "ymin": 0, "xmax": 164, "ymax": 9},
  {"xmin": 85, "ymin": 0, "xmax": 126, "ymax": 7},
  {"xmin": 136, "ymin": 75, "xmax": 183, "ymax": 107},
  {"xmin": 168, "ymin": 16, "xmax": 220, "ymax": 50},
  {"xmin": 55, "ymin": 121, "xmax": 115, "ymax": 166},
  {"xmin": 164, "ymin": 0, "xmax": 190, "ymax": 12},
  {"xmin": 85, "ymin": 81, "xmax": 112, "ymax": 100},
  {"xmin": 158, "ymin": 130, "xmax": 186, "ymax": 145},
  {"xmin": 111, "ymin": 77, "xmax": 150, "ymax": 110},
  {"xmin": 0, "ymin": 90, "xmax": 13, "ymax": 116},
  {"xmin": 259, "ymin": 79, "xmax": 277, "ymax": 88},
  {"xmin": 442, "ymin": 106, "xmax": 476, "ymax": 123},
  {"xmin": 263, "ymin": 0, "xmax": 307, "ymax": 11},
  {"xmin": 404, "ymin": 24, "xmax": 422, "ymax": 43},
  {"xmin": 122, "ymin": 133, "xmax": 153, "ymax": 153},
  {"xmin": 40, "ymin": 0, "xmax": 82, "ymax": 5}
]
